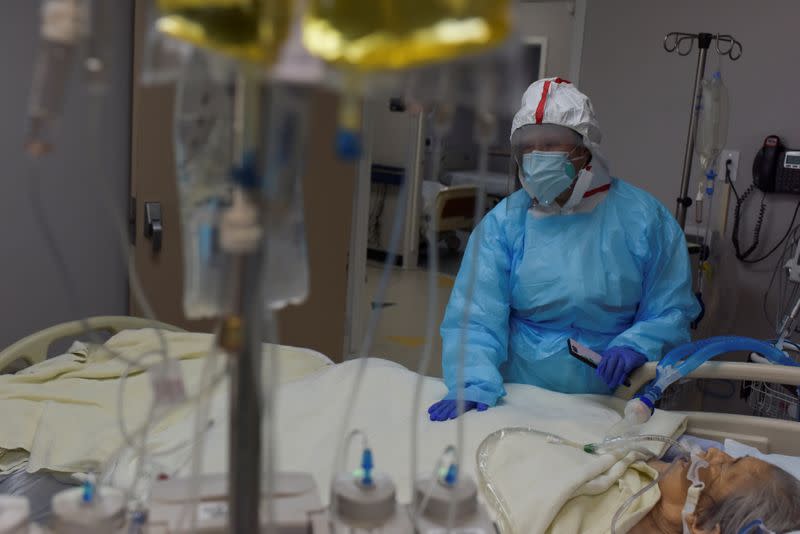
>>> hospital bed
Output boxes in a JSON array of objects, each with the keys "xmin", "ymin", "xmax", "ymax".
[
  {"xmin": 420, "ymin": 181, "xmax": 479, "ymax": 251},
  {"xmin": 621, "ymin": 361, "xmax": 800, "ymax": 455},
  {"xmin": 1, "ymin": 320, "xmax": 799, "ymax": 528},
  {"xmin": 0, "ymin": 316, "xmax": 183, "ymax": 374}
]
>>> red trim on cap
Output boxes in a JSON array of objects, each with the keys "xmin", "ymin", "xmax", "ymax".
[
  {"xmin": 583, "ymin": 184, "xmax": 611, "ymax": 198},
  {"xmin": 533, "ymin": 78, "xmax": 571, "ymax": 125},
  {"xmin": 534, "ymin": 80, "xmax": 551, "ymax": 124}
]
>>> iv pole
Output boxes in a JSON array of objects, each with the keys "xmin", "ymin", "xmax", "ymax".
[{"xmin": 664, "ymin": 31, "xmax": 742, "ymax": 229}]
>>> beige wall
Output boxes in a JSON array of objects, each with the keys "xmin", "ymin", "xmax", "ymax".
[{"xmin": 579, "ymin": 0, "xmax": 800, "ymax": 343}]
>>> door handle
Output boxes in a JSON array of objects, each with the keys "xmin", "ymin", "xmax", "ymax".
[{"xmin": 143, "ymin": 202, "xmax": 163, "ymax": 253}]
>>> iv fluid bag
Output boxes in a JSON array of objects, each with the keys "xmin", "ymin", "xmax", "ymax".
[
  {"xmin": 174, "ymin": 50, "xmax": 234, "ymax": 319},
  {"xmin": 262, "ymin": 85, "xmax": 310, "ymax": 310},
  {"xmin": 302, "ymin": 0, "xmax": 511, "ymax": 70},
  {"xmin": 695, "ymin": 71, "xmax": 729, "ymax": 173},
  {"xmin": 155, "ymin": 0, "xmax": 291, "ymax": 63}
]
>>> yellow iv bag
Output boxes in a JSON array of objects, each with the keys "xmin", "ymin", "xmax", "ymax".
[
  {"xmin": 302, "ymin": 0, "xmax": 511, "ymax": 70},
  {"xmin": 155, "ymin": 0, "xmax": 291, "ymax": 63}
]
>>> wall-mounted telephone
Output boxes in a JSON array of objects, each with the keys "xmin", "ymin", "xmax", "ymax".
[
  {"xmin": 732, "ymin": 135, "xmax": 800, "ymax": 263},
  {"xmin": 753, "ymin": 135, "xmax": 800, "ymax": 194}
]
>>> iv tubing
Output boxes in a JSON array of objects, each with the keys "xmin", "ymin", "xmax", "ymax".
[
  {"xmin": 410, "ymin": 172, "xmax": 439, "ymax": 511},
  {"xmin": 414, "ymin": 446, "xmax": 457, "ymax": 528},
  {"xmin": 330, "ymin": 107, "xmax": 411, "ymax": 515},
  {"xmin": 449, "ymin": 71, "xmax": 494, "ymax": 531}
]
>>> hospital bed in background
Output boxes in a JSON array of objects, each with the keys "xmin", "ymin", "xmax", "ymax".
[
  {"xmin": 420, "ymin": 181, "xmax": 478, "ymax": 252},
  {"xmin": 368, "ymin": 167, "xmax": 481, "ymax": 266}
]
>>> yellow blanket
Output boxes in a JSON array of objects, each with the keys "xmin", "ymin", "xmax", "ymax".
[{"xmin": 0, "ymin": 329, "xmax": 331, "ymax": 477}]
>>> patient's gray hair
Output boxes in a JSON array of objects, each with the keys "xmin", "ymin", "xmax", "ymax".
[{"xmin": 696, "ymin": 464, "xmax": 800, "ymax": 533}]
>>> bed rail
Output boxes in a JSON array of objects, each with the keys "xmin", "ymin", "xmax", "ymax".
[
  {"xmin": 0, "ymin": 316, "xmax": 183, "ymax": 373},
  {"xmin": 615, "ymin": 361, "xmax": 800, "ymax": 400}
]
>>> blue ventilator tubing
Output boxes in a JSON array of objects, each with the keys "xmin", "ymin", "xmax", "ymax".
[{"xmin": 625, "ymin": 337, "xmax": 800, "ymax": 427}]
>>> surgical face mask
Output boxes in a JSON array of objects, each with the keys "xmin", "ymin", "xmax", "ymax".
[
  {"xmin": 519, "ymin": 151, "xmax": 577, "ymax": 206},
  {"xmin": 682, "ymin": 450, "xmax": 709, "ymax": 534}
]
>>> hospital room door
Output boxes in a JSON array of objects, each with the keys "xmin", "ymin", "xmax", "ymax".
[{"xmin": 128, "ymin": 0, "xmax": 357, "ymax": 361}]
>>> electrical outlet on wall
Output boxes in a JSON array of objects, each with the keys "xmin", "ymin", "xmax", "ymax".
[{"xmin": 717, "ymin": 149, "xmax": 740, "ymax": 183}]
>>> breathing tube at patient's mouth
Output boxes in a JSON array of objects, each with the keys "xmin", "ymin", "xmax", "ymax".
[{"xmin": 613, "ymin": 336, "xmax": 798, "ymax": 436}]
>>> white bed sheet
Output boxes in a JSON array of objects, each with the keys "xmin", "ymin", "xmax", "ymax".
[{"xmin": 155, "ymin": 358, "xmax": 685, "ymax": 534}]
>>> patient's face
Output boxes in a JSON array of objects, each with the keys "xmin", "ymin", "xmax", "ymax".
[
  {"xmin": 657, "ymin": 448, "xmax": 773, "ymax": 530},
  {"xmin": 696, "ymin": 448, "xmax": 772, "ymax": 499}
]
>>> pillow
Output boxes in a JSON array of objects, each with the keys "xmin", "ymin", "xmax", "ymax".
[{"xmin": 724, "ymin": 439, "xmax": 800, "ymax": 480}]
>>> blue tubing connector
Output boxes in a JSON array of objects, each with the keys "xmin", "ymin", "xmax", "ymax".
[
  {"xmin": 336, "ymin": 129, "xmax": 361, "ymax": 161},
  {"xmin": 82, "ymin": 479, "xmax": 95, "ymax": 504},
  {"xmin": 360, "ymin": 448, "xmax": 374, "ymax": 486},
  {"xmin": 444, "ymin": 464, "xmax": 458, "ymax": 486}
]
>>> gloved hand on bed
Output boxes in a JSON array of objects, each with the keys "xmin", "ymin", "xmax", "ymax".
[
  {"xmin": 597, "ymin": 346, "xmax": 647, "ymax": 389},
  {"xmin": 428, "ymin": 399, "xmax": 489, "ymax": 421}
]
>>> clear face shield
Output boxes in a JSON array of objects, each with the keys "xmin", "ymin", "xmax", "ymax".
[{"xmin": 510, "ymin": 124, "xmax": 591, "ymax": 207}]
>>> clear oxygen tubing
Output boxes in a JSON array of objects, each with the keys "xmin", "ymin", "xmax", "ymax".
[
  {"xmin": 476, "ymin": 427, "xmax": 689, "ymax": 534},
  {"xmin": 261, "ymin": 313, "xmax": 280, "ymax": 534},
  {"xmin": 112, "ymin": 332, "xmax": 226, "ymax": 511},
  {"xmin": 414, "ymin": 446, "xmax": 458, "ymax": 528},
  {"xmin": 449, "ymin": 146, "xmax": 487, "ymax": 531},
  {"xmin": 428, "ymin": 69, "xmax": 455, "ymax": 185},
  {"xmin": 476, "ymin": 428, "xmax": 606, "ymax": 533},
  {"xmin": 181, "ymin": 327, "xmax": 226, "ymax": 534},
  {"xmin": 329, "ymin": 106, "xmax": 413, "ymax": 514},
  {"xmin": 602, "ymin": 435, "xmax": 693, "ymax": 534},
  {"xmin": 585, "ymin": 435, "xmax": 691, "ymax": 458},
  {"xmin": 447, "ymin": 62, "xmax": 495, "ymax": 532},
  {"xmin": 409, "ymin": 102, "xmax": 440, "ymax": 516},
  {"xmin": 610, "ymin": 459, "xmax": 682, "ymax": 534}
]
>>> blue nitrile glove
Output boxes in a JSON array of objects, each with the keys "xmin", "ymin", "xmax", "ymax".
[
  {"xmin": 427, "ymin": 399, "xmax": 489, "ymax": 422},
  {"xmin": 597, "ymin": 346, "xmax": 648, "ymax": 390}
]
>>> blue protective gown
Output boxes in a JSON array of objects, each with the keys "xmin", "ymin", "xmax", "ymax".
[{"xmin": 441, "ymin": 178, "xmax": 700, "ymax": 404}]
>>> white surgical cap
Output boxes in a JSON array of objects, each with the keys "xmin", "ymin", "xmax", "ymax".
[{"xmin": 510, "ymin": 77, "xmax": 609, "ymax": 175}]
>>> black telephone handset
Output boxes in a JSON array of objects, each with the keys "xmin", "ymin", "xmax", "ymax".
[
  {"xmin": 753, "ymin": 135, "xmax": 784, "ymax": 193},
  {"xmin": 733, "ymin": 135, "xmax": 800, "ymax": 262}
]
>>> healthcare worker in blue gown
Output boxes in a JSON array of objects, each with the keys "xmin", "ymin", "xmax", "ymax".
[{"xmin": 428, "ymin": 78, "xmax": 700, "ymax": 421}]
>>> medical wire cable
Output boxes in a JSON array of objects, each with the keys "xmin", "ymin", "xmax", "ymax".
[{"xmin": 329, "ymin": 106, "xmax": 411, "ymax": 516}]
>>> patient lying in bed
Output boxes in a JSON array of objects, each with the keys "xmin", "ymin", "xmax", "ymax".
[
  {"xmin": 633, "ymin": 449, "xmax": 800, "ymax": 534},
  {"xmin": 2, "ymin": 332, "xmax": 798, "ymax": 533}
]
